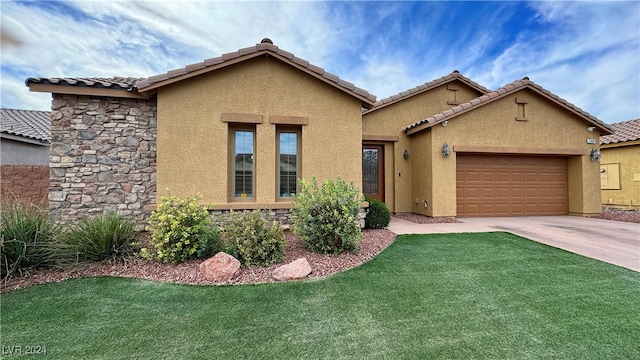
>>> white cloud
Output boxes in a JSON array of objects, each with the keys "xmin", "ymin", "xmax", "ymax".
[
  {"xmin": 471, "ymin": 1, "xmax": 639, "ymax": 122},
  {"xmin": 1, "ymin": 1, "xmax": 637, "ymax": 123}
]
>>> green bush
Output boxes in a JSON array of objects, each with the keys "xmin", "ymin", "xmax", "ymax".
[
  {"xmin": 0, "ymin": 199, "xmax": 59, "ymax": 279},
  {"xmin": 364, "ymin": 198, "xmax": 391, "ymax": 229},
  {"xmin": 145, "ymin": 194, "xmax": 222, "ymax": 264},
  {"xmin": 61, "ymin": 213, "xmax": 137, "ymax": 261},
  {"xmin": 291, "ymin": 177, "xmax": 364, "ymax": 254},
  {"xmin": 222, "ymin": 210, "xmax": 285, "ymax": 267}
]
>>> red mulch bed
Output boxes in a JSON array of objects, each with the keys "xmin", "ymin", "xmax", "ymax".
[
  {"xmin": 596, "ymin": 207, "xmax": 640, "ymax": 223},
  {"xmin": 1, "ymin": 229, "xmax": 396, "ymax": 293},
  {"xmin": 393, "ymin": 213, "xmax": 461, "ymax": 224}
]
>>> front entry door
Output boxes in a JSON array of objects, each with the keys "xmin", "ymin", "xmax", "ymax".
[{"xmin": 362, "ymin": 145, "xmax": 384, "ymax": 202}]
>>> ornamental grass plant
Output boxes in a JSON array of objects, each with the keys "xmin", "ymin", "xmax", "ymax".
[
  {"xmin": 61, "ymin": 213, "xmax": 137, "ymax": 262},
  {"xmin": 0, "ymin": 198, "xmax": 59, "ymax": 280}
]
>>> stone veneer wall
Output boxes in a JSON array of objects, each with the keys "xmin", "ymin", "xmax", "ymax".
[
  {"xmin": 211, "ymin": 207, "xmax": 367, "ymax": 230},
  {"xmin": 49, "ymin": 94, "xmax": 157, "ymax": 230},
  {"xmin": 1, "ymin": 165, "xmax": 50, "ymax": 205}
]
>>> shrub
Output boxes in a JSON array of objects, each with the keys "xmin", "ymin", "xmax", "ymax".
[
  {"xmin": 291, "ymin": 177, "xmax": 364, "ymax": 254},
  {"xmin": 222, "ymin": 210, "xmax": 285, "ymax": 267},
  {"xmin": 145, "ymin": 194, "xmax": 222, "ymax": 264},
  {"xmin": 364, "ymin": 198, "xmax": 391, "ymax": 229},
  {"xmin": 61, "ymin": 213, "xmax": 137, "ymax": 261},
  {"xmin": 0, "ymin": 199, "xmax": 59, "ymax": 280}
]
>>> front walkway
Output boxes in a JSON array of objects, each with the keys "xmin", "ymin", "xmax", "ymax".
[{"xmin": 388, "ymin": 216, "xmax": 640, "ymax": 272}]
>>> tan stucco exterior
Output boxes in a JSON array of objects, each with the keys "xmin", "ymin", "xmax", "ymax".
[
  {"xmin": 600, "ymin": 140, "xmax": 640, "ymax": 209},
  {"xmin": 402, "ymin": 88, "xmax": 603, "ymax": 217},
  {"xmin": 27, "ymin": 39, "xmax": 610, "ymax": 220},
  {"xmin": 157, "ymin": 56, "xmax": 363, "ymax": 208},
  {"xmin": 362, "ymin": 80, "xmax": 484, "ymax": 212}
]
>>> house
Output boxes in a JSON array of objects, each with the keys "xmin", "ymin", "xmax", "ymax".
[
  {"xmin": 599, "ymin": 118, "xmax": 640, "ymax": 209},
  {"xmin": 0, "ymin": 108, "xmax": 51, "ymax": 204},
  {"xmin": 25, "ymin": 38, "xmax": 612, "ymax": 228}
]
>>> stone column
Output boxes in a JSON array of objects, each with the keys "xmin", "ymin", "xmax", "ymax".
[{"xmin": 48, "ymin": 94, "xmax": 157, "ymax": 230}]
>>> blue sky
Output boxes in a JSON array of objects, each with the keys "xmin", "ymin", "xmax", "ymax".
[{"xmin": 1, "ymin": 0, "xmax": 638, "ymax": 124}]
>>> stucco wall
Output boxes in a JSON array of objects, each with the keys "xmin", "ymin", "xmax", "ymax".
[
  {"xmin": 157, "ymin": 56, "xmax": 363, "ymax": 207},
  {"xmin": 409, "ymin": 130, "xmax": 433, "ymax": 215},
  {"xmin": 1, "ymin": 138, "xmax": 50, "ymax": 165},
  {"xmin": 362, "ymin": 80, "xmax": 483, "ymax": 212},
  {"xmin": 600, "ymin": 141, "xmax": 640, "ymax": 209},
  {"xmin": 409, "ymin": 88, "xmax": 602, "ymax": 217},
  {"xmin": 48, "ymin": 94, "xmax": 157, "ymax": 230}
]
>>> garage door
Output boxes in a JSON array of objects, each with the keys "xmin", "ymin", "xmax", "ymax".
[{"xmin": 456, "ymin": 154, "xmax": 568, "ymax": 216}]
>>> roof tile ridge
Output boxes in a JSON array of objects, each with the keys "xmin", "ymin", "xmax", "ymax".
[
  {"xmin": 372, "ymin": 70, "xmax": 486, "ymax": 107},
  {"xmin": 404, "ymin": 81, "xmax": 512, "ymax": 132},
  {"xmin": 450, "ymin": 71, "xmax": 492, "ymax": 93},
  {"xmin": 523, "ymin": 78, "xmax": 608, "ymax": 129}
]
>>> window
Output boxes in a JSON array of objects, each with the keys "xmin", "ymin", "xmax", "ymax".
[
  {"xmin": 233, "ymin": 129, "xmax": 255, "ymax": 198},
  {"xmin": 278, "ymin": 128, "xmax": 300, "ymax": 198}
]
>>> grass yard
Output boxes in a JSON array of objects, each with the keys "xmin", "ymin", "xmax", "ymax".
[{"xmin": 2, "ymin": 232, "xmax": 639, "ymax": 359}]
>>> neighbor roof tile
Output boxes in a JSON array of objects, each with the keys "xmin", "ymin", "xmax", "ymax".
[
  {"xmin": 600, "ymin": 118, "xmax": 640, "ymax": 144},
  {"xmin": 1, "ymin": 108, "xmax": 51, "ymax": 143}
]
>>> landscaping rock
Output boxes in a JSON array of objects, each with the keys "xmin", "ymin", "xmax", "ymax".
[
  {"xmin": 199, "ymin": 252, "xmax": 240, "ymax": 282},
  {"xmin": 272, "ymin": 258, "xmax": 312, "ymax": 281}
]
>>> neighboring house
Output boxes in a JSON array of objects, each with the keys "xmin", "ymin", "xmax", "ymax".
[
  {"xmin": 599, "ymin": 118, "xmax": 640, "ymax": 209},
  {"xmin": 24, "ymin": 38, "xmax": 612, "ymax": 228},
  {"xmin": 0, "ymin": 108, "xmax": 51, "ymax": 204}
]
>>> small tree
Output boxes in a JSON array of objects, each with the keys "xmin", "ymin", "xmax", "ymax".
[{"xmin": 291, "ymin": 177, "xmax": 364, "ymax": 254}]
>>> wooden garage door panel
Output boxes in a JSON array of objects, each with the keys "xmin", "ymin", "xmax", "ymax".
[{"xmin": 457, "ymin": 154, "xmax": 568, "ymax": 216}]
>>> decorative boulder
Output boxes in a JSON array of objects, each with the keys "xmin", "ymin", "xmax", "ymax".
[
  {"xmin": 272, "ymin": 258, "xmax": 312, "ymax": 281},
  {"xmin": 199, "ymin": 252, "xmax": 240, "ymax": 282}
]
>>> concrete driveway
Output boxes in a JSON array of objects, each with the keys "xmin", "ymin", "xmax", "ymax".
[{"xmin": 388, "ymin": 216, "xmax": 640, "ymax": 272}]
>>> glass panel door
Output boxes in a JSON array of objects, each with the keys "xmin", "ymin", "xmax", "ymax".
[{"xmin": 362, "ymin": 145, "xmax": 384, "ymax": 202}]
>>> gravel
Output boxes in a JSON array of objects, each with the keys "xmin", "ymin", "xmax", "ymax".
[
  {"xmin": 394, "ymin": 213, "xmax": 461, "ymax": 224},
  {"xmin": 596, "ymin": 207, "xmax": 640, "ymax": 223},
  {"xmin": 1, "ymin": 229, "xmax": 396, "ymax": 293}
]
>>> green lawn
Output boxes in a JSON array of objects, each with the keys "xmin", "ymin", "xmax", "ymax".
[{"xmin": 2, "ymin": 232, "xmax": 639, "ymax": 359}]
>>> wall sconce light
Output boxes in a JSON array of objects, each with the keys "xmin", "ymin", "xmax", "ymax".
[
  {"xmin": 587, "ymin": 126, "xmax": 596, "ymax": 132},
  {"xmin": 590, "ymin": 148, "xmax": 601, "ymax": 162},
  {"xmin": 403, "ymin": 149, "xmax": 409, "ymax": 159},
  {"xmin": 442, "ymin": 120, "xmax": 448, "ymax": 127},
  {"xmin": 442, "ymin": 143, "xmax": 451, "ymax": 158}
]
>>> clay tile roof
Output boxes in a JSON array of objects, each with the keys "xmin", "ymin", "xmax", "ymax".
[
  {"xmin": 24, "ymin": 76, "xmax": 142, "ymax": 90},
  {"xmin": 363, "ymin": 70, "xmax": 491, "ymax": 114},
  {"xmin": 1, "ymin": 108, "xmax": 51, "ymax": 144},
  {"xmin": 404, "ymin": 77, "xmax": 613, "ymax": 135},
  {"xmin": 600, "ymin": 118, "xmax": 640, "ymax": 144},
  {"xmin": 135, "ymin": 38, "xmax": 376, "ymax": 107}
]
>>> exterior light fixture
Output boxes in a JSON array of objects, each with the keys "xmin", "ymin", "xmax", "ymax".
[
  {"xmin": 587, "ymin": 126, "xmax": 596, "ymax": 132},
  {"xmin": 590, "ymin": 148, "xmax": 601, "ymax": 162},
  {"xmin": 442, "ymin": 120, "xmax": 448, "ymax": 127},
  {"xmin": 403, "ymin": 149, "xmax": 409, "ymax": 159},
  {"xmin": 442, "ymin": 143, "xmax": 451, "ymax": 158}
]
